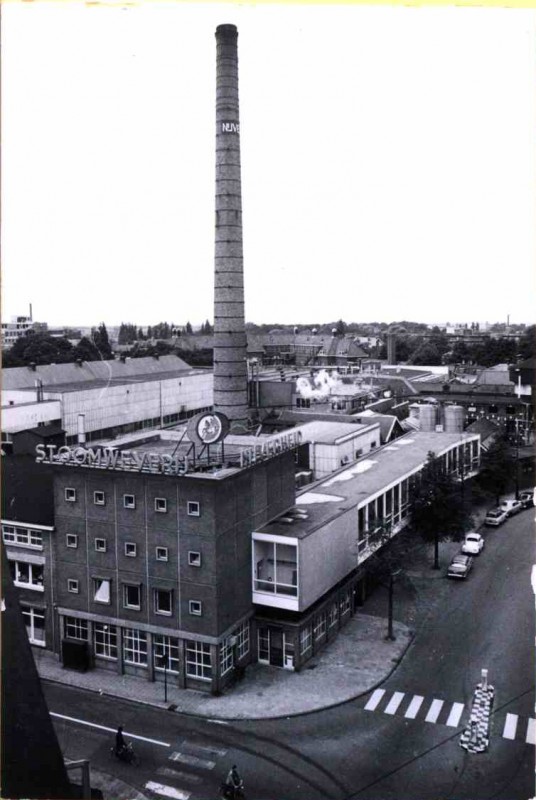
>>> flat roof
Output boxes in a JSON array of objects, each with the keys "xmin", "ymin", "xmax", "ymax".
[
  {"xmin": 255, "ymin": 430, "xmax": 479, "ymax": 540},
  {"xmin": 12, "ymin": 368, "xmax": 206, "ymax": 394}
]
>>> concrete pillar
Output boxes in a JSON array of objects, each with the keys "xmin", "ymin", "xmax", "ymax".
[{"xmin": 213, "ymin": 24, "xmax": 249, "ymax": 433}]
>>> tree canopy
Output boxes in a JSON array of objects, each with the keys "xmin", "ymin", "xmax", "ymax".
[{"xmin": 476, "ymin": 435, "xmax": 516, "ymax": 505}]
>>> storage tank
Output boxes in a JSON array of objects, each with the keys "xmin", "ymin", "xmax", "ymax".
[
  {"xmin": 419, "ymin": 404, "xmax": 437, "ymax": 432},
  {"xmin": 444, "ymin": 404, "xmax": 465, "ymax": 433}
]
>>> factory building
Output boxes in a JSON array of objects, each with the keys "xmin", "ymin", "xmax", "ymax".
[{"xmin": 2, "ymin": 355, "xmax": 213, "ymax": 447}]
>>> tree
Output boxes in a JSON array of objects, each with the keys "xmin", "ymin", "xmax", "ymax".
[
  {"xmin": 476, "ymin": 435, "xmax": 516, "ymax": 505},
  {"xmin": 73, "ymin": 337, "xmax": 101, "ymax": 362},
  {"xmin": 184, "ymin": 322, "xmax": 193, "ymax": 335},
  {"xmin": 410, "ymin": 452, "xmax": 473, "ymax": 569},
  {"xmin": 410, "ymin": 342, "xmax": 442, "ymax": 366},
  {"xmin": 91, "ymin": 323, "xmax": 113, "ymax": 360},
  {"xmin": 363, "ymin": 523, "xmax": 416, "ymax": 641},
  {"xmin": 3, "ymin": 333, "xmax": 75, "ymax": 367},
  {"xmin": 334, "ymin": 319, "xmax": 347, "ymax": 337}
]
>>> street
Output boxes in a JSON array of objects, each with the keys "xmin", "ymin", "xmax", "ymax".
[{"xmin": 46, "ymin": 508, "xmax": 535, "ymax": 800}]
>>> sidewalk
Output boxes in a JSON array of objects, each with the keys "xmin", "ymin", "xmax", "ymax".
[{"xmin": 35, "ymin": 612, "xmax": 412, "ymax": 721}]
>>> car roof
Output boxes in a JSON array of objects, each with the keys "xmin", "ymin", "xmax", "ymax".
[
  {"xmin": 465, "ymin": 533, "xmax": 481, "ymax": 539},
  {"xmin": 452, "ymin": 554, "xmax": 470, "ymax": 562}
]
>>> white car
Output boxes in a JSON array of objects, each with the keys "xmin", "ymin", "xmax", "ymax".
[
  {"xmin": 484, "ymin": 508, "xmax": 509, "ymax": 526},
  {"xmin": 461, "ymin": 533, "xmax": 485, "ymax": 555},
  {"xmin": 499, "ymin": 499, "xmax": 523, "ymax": 517}
]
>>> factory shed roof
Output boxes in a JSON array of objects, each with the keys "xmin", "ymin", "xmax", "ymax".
[
  {"xmin": 255, "ymin": 430, "xmax": 478, "ymax": 541},
  {"xmin": 2, "ymin": 355, "xmax": 195, "ymax": 391}
]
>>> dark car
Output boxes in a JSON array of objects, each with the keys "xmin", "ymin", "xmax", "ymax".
[
  {"xmin": 447, "ymin": 553, "xmax": 473, "ymax": 579},
  {"xmin": 519, "ymin": 491, "xmax": 534, "ymax": 510}
]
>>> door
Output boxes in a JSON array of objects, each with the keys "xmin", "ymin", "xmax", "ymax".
[{"xmin": 268, "ymin": 628, "xmax": 284, "ymax": 667}]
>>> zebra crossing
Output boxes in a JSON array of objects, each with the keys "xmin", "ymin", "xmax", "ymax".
[
  {"xmin": 363, "ymin": 688, "xmax": 536, "ymax": 746},
  {"xmin": 144, "ymin": 739, "xmax": 228, "ymax": 800}
]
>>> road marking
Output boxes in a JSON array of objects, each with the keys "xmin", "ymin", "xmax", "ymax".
[
  {"xmin": 404, "ymin": 695, "xmax": 424, "ymax": 719},
  {"xmin": 425, "ymin": 699, "xmax": 444, "ymax": 723},
  {"xmin": 503, "ymin": 713, "xmax": 518, "ymax": 740},
  {"xmin": 384, "ymin": 692, "xmax": 405, "ymax": 715},
  {"xmin": 445, "ymin": 703, "xmax": 465, "ymax": 727},
  {"xmin": 169, "ymin": 751, "xmax": 215, "ymax": 770},
  {"xmin": 207, "ymin": 719, "xmax": 229, "ymax": 725},
  {"xmin": 181, "ymin": 742, "xmax": 227, "ymax": 758},
  {"xmin": 526, "ymin": 718, "xmax": 535, "ymax": 745},
  {"xmin": 365, "ymin": 689, "xmax": 386, "ymax": 711},
  {"xmin": 50, "ymin": 712, "xmax": 170, "ymax": 747},
  {"xmin": 145, "ymin": 781, "xmax": 190, "ymax": 799},
  {"xmin": 156, "ymin": 768, "xmax": 201, "ymax": 784}
]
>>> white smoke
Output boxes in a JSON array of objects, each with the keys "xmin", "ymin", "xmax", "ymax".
[{"xmin": 296, "ymin": 370, "xmax": 342, "ymax": 401}]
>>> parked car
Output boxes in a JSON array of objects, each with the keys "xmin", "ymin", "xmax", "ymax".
[
  {"xmin": 518, "ymin": 491, "xmax": 534, "ymax": 509},
  {"xmin": 448, "ymin": 554, "xmax": 474, "ymax": 579},
  {"xmin": 499, "ymin": 499, "xmax": 523, "ymax": 517},
  {"xmin": 461, "ymin": 533, "xmax": 485, "ymax": 555},
  {"xmin": 484, "ymin": 508, "xmax": 509, "ymax": 526}
]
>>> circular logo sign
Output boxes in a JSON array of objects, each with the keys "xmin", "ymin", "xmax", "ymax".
[{"xmin": 187, "ymin": 411, "xmax": 230, "ymax": 446}]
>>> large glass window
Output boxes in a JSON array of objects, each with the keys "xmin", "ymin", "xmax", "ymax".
[
  {"xmin": 10, "ymin": 560, "xmax": 44, "ymax": 590},
  {"xmin": 328, "ymin": 601, "xmax": 338, "ymax": 628},
  {"xmin": 153, "ymin": 635, "xmax": 179, "ymax": 673},
  {"xmin": 94, "ymin": 623, "xmax": 118, "ymax": 659},
  {"xmin": 340, "ymin": 590, "xmax": 351, "ymax": 616},
  {"xmin": 64, "ymin": 616, "xmax": 88, "ymax": 640},
  {"xmin": 123, "ymin": 628, "xmax": 148, "ymax": 665},
  {"xmin": 254, "ymin": 540, "xmax": 298, "ymax": 596},
  {"xmin": 313, "ymin": 613, "xmax": 326, "ymax": 642},
  {"xmin": 22, "ymin": 606, "xmax": 45, "ymax": 646},
  {"xmin": 220, "ymin": 640, "xmax": 234, "ymax": 677},
  {"xmin": 236, "ymin": 620, "xmax": 250, "ymax": 659},
  {"xmin": 185, "ymin": 641, "xmax": 212, "ymax": 681},
  {"xmin": 2, "ymin": 524, "xmax": 42, "ymax": 549}
]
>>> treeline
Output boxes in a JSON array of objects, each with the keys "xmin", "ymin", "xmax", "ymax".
[
  {"xmin": 2, "ymin": 324, "xmax": 113, "ymax": 368},
  {"xmin": 118, "ymin": 320, "xmax": 214, "ymax": 344}
]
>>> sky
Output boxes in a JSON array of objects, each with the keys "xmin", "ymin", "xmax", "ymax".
[{"xmin": 2, "ymin": 2, "xmax": 536, "ymax": 328}]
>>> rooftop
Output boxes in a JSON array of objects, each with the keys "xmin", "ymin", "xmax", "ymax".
[{"xmin": 255, "ymin": 430, "xmax": 479, "ymax": 540}]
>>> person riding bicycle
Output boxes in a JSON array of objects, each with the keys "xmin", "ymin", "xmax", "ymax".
[
  {"xmin": 224, "ymin": 765, "xmax": 243, "ymax": 798},
  {"xmin": 115, "ymin": 725, "xmax": 127, "ymax": 757}
]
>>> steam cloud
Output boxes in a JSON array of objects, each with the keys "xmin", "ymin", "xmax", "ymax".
[{"xmin": 296, "ymin": 370, "xmax": 342, "ymax": 401}]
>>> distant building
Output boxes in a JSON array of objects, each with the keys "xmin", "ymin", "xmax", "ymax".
[{"xmin": 1, "ymin": 315, "xmax": 34, "ymax": 348}]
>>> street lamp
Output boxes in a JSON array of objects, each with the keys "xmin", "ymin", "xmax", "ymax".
[{"xmin": 158, "ymin": 653, "xmax": 169, "ymax": 703}]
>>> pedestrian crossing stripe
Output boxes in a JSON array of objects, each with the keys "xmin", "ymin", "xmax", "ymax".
[
  {"xmin": 145, "ymin": 781, "xmax": 190, "ymax": 800},
  {"xmin": 169, "ymin": 751, "xmax": 215, "ymax": 770},
  {"xmin": 363, "ymin": 690, "xmax": 536, "ymax": 744},
  {"xmin": 179, "ymin": 742, "xmax": 227, "ymax": 759},
  {"xmin": 156, "ymin": 767, "xmax": 202, "ymax": 784}
]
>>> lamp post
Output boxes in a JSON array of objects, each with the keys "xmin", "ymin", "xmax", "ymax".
[
  {"xmin": 293, "ymin": 326, "xmax": 298, "ymax": 366},
  {"xmin": 386, "ymin": 569, "xmax": 401, "ymax": 641},
  {"xmin": 158, "ymin": 653, "xmax": 169, "ymax": 703}
]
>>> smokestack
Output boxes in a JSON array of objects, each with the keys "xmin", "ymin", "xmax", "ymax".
[{"xmin": 213, "ymin": 24, "xmax": 249, "ymax": 434}]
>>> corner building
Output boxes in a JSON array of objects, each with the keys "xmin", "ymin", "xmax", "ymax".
[{"xmin": 51, "ymin": 447, "xmax": 295, "ymax": 693}]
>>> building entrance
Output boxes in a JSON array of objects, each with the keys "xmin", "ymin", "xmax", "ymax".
[{"xmin": 257, "ymin": 627, "xmax": 294, "ymax": 669}]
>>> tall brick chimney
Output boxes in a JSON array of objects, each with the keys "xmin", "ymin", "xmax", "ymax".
[{"xmin": 213, "ymin": 24, "xmax": 249, "ymax": 434}]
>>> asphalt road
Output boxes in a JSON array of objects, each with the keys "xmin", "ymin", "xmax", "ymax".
[{"xmin": 45, "ymin": 508, "xmax": 535, "ymax": 800}]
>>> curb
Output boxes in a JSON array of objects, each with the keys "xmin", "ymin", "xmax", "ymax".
[{"xmin": 41, "ymin": 628, "xmax": 416, "ymax": 723}]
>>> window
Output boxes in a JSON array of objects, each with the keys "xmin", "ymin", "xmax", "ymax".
[
  {"xmin": 154, "ymin": 635, "xmax": 179, "ymax": 673},
  {"xmin": 187, "ymin": 501, "xmax": 200, "ymax": 516},
  {"xmin": 188, "ymin": 551, "xmax": 201, "ymax": 567},
  {"xmin": 300, "ymin": 625, "xmax": 312, "ymax": 655},
  {"xmin": 66, "ymin": 534, "xmax": 78, "ymax": 548},
  {"xmin": 328, "ymin": 601, "xmax": 338, "ymax": 628},
  {"xmin": 22, "ymin": 606, "xmax": 45, "ymax": 646},
  {"xmin": 94, "ymin": 623, "xmax": 117, "ymax": 660},
  {"xmin": 156, "ymin": 547, "xmax": 168, "ymax": 562},
  {"xmin": 154, "ymin": 589, "xmax": 173, "ymax": 616},
  {"xmin": 236, "ymin": 620, "xmax": 250, "ymax": 659},
  {"xmin": 65, "ymin": 487, "xmax": 77, "ymax": 502},
  {"xmin": 154, "ymin": 497, "xmax": 167, "ymax": 513},
  {"xmin": 93, "ymin": 491, "xmax": 105, "ymax": 505},
  {"xmin": 189, "ymin": 600, "xmax": 202, "ymax": 616},
  {"xmin": 123, "ymin": 628, "xmax": 148, "ymax": 665},
  {"xmin": 185, "ymin": 640, "xmax": 212, "ymax": 680},
  {"xmin": 124, "ymin": 542, "xmax": 137, "ymax": 557},
  {"xmin": 220, "ymin": 639, "xmax": 234, "ymax": 677},
  {"xmin": 123, "ymin": 583, "xmax": 141, "ymax": 610},
  {"xmin": 340, "ymin": 591, "xmax": 351, "ymax": 616},
  {"xmin": 95, "ymin": 538, "xmax": 107, "ymax": 552},
  {"xmin": 314, "ymin": 613, "xmax": 326, "ymax": 642},
  {"xmin": 123, "ymin": 494, "xmax": 136, "ymax": 509},
  {"xmin": 67, "ymin": 579, "xmax": 79, "ymax": 593},
  {"xmin": 253, "ymin": 540, "xmax": 298, "ymax": 596},
  {"xmin": 2, "ymin": 524, "xmax": 42, "ymax": 549},
  {"xmin": 64, "ymin": 616, "xmax": 88, "ymax": 641},
  {"xmin": 93, "ymin": 578, "xmax": 111, "ymax": 604},
  {"xmin": 10, "ymin": 560, "xmax": 44, "ymax": 590}
]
